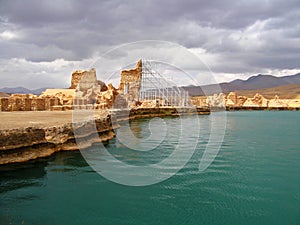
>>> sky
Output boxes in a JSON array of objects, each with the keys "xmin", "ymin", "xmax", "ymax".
[{"xmin": 0, "ymin": 0, "xmax": 300, "ymax": 89}]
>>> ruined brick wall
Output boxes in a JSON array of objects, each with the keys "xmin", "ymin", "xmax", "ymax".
[
  {"xmin": 70, "ymin": 68, "xmax": 97, "ymax": 91},
  {"xmin": 0, "ymin": 95, "xmax": 62, "ymax": 112},
  {"xmin": 190, "ymin": 96, "xmax": 209, "ymax": 107},
  {"xmin": 45, "ymin": 98, "xmax": 60, "ymax": 111},
  {"xmin": 0, "ymin": 98, "xmax": 9, "ymax": 111},
  {"xmin": 0, "ymin": 62, "xmax": 168, "ymax": 111},
  {"xmin": 41, "ymin": 89, "xmax": 75, "ymax": 107},
  {"xmin": 118, "ymin": 60, "xmax": 142, "ymax": 106},
  {"xmin": 6, "ymin": 94, "xmax": 35, "ymax": 111},
  {"xmin": 0, "ymin": 68, "xmax": 117, "ymax": 112},
  {"xmin": 31, "ymin": 98, "xmax": 46, "ymax": 111},
  {"xmin": 95, "ymin": 83, "xmax": 119, "ymax": 109}
]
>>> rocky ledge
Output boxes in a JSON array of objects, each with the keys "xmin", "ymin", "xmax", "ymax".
[
  {"xmin": 0, "ymin": 111, "xmax": 116, "ymax": 165},
  {"xmin": 0, "ymin": 107, "xmax": 210, "ymax": 165}
]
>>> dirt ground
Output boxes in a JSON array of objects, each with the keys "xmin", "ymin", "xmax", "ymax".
[{"xmin": 0, "ymin": 110, "xmax": 108, "ymax": 130}]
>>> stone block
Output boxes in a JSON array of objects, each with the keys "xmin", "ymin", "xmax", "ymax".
[{"xmin": 0, "ymin": 98, "xmax": 9, "ymax": 111}]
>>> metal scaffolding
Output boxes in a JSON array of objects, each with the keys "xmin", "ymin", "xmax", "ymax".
[{"xmin": 139, "ymin": 60, "xmax": 190, "ymax": 107}]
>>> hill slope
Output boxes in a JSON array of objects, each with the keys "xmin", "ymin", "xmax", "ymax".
[
  {"xmin": 230, "ymin": 73, "xmax": 300, "ymax": 90},
  {"xmin": 235, "ymin": 84, "xmax": 300, "ymax": 99},
  {"xmin": 0, "ymin": 87, "xmax": 50, "ymax": 95},
  {"xmin": 183, "ymin": 73, "xmax": 300, "ymax": 96}
]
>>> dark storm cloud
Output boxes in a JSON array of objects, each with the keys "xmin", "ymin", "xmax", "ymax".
[{"xmin": 0, "ymin": 0, "xmax": 299, "ymax": 88}]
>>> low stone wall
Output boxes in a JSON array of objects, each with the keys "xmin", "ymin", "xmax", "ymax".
[{"xmin": 0, "ymin": 95, "xmax": 61, "ymax": 112}]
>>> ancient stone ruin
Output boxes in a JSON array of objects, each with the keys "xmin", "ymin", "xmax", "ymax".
[
  {"xmin": 191, "ymin": 91, "xmax": 299, "ymax": 109},
  {"xmin": 0, "ymin": 94, "xmax": 61, "ymax": 112},
  {"xmin": 0, "ymin": 61, "xmax": 140, "ymax": 111},
  {"xmin": 1, "ymin": 59, "xmax": 299, "ymax": 112},
  {"xmin": 118, "ymin": 60, "xmax": 142, "ymax": 105}
]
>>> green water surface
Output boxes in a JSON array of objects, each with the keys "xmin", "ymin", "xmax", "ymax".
[{"xmin": 0, "ymin": 111, "xmax": 299, "ymax": 225}]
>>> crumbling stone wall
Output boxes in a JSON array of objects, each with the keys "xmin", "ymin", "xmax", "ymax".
[
  {"xmin": 207, "ymin": 93, "xmax": 226, "ymax": 108},
  {"xmin": 70, "ymin": 68, "xmax": 97, "ymax": 91},
  {"xmin": 0, "ymin": 66, "xmax": 121, "ymax": 111},
  {"xmin": 41, "ymin": 89, "xmax": 75, "ymax": 107},
  {"xmin": 69, "ymin": 68, "xmax": 118, "ymax": 109},
  {"xmin": 118, "ymin": 60, "xmax": 142, "ymax": 106},
  {"xmin": 32, "ymin": 98, "xmax": 46, "ymax": 111},
  {"xmin": 45, "ymin": 98, "xmax": 60, "ymax": 111},
  {"xmin": 190, "ymin": 96, "xmax": 209, "ymax": 107},
  {"xmin": 0, "ymin": 98, "xmax": 9, "ymax": 111},
  {"xmin": 242, "ymin": 93, "xmax": 269, "ymax": 107},
  {"xmin": 0, "ymin": 94, "xmax": 61, "ymax": 112},
  {"xmin": 8, "ymin": 94, "xmax": 33, "ymax": 111},
  {"xmin": 95, "ymin": 83, "xmax": 118, "ymax": 109}
]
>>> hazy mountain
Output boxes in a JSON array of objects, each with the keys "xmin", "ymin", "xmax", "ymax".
[
  {"xmin": 0, "ymin": 87, "xmax": 32, "ymax": 94},
  {"xmin": 183, "ymin": 73, "xmax": 300, "ymax": 96},
  {"xmin": 230, "ymin": 73, "xmax": 300, "ymax": 90},
  {"xmin": 0, "ymin": 87, "xmax": 50, "ymax": 95},
  {"xmin": 1, "ymin": 73, "xmax": 300, "ymax": 97}
]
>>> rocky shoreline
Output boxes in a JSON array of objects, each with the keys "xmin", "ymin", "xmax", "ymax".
[
  {"xmin": 0, "ymin": 107, "xmax": 209, "ymax": 165},
  {"xmin": 1, "ymin": 105, "xmax": 299, "ymax": 165},
  {"xmin": 1, "ymin": 60, "xmax": 298, "ymax": 165},
  {"xmin": 0, "ymin": 111, "xmax": 115, "ymax": 165}
]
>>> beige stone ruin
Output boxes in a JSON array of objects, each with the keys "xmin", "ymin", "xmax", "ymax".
[
  {"xmin": 191, "ymin": 92, "xmax": 300, "ymax": 108},
  {"xmin": 118, "ymin": 60, "xmax": 142, "ymax": 107},
  {"xmin": 2, "ymin": 59, "xmax": 300, "ymax": 112}
]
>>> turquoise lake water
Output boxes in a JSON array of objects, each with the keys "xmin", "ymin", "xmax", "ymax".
[{"xmin": 0, "ymin": 111, "xmax": 299, "ymax": 225}]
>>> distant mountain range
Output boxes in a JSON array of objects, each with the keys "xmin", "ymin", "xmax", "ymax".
[
  {"xmin": 1, "ymin": 73, "xmax": 300, "ymax": 97},
  {"xmin": 182, "ymin": 73, "xmax": 300, "ymax": 96},
  {"xmin": 0, "ymin": 87, "xmax": 50, "ymax": 95}
]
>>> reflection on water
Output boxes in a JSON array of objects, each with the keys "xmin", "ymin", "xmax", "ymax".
[
  {"xmin": 0, "ymin": 151, "xmax": 89, "ymax": 194},
  {"xmin": 128, "ymin": 119, "xmax": 145, "ymax": 138},
  {"xmin": 0, "ymin": 159, "xmax": 48, "ymax": 194}
]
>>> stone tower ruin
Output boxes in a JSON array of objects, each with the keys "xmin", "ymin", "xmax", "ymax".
[{"xmin": 118, "ymin": 60, "xmax": 142, "ymax": 105}]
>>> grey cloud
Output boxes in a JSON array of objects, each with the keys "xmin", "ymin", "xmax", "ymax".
[{"xmin": 0, "ymin": 0, "xmax": 299, "ymax": 88}]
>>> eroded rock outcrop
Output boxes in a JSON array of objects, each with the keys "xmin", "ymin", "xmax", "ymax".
[
  {"xmin": 0, "ymin": 112, "xmax": 115, "ymax": 164},
  {"xmin": 192, "ymin": 92, "xmax": 300, "ymax": 109},
  {"xmin": 268, "ymin": 95, "xmax": 288, "ymax": 108},
  {"xmin": 242, "ymin": 93, "xmax": 268, "ymax": 107},
  {"xmin": 207, "ymin": 93, "xmax": 226, "ymax": 108}
]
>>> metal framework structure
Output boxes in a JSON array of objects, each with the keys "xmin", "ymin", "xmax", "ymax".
[{"xmin": 139, "ymin": 60, "xmax": 190, "ymax": 107}]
